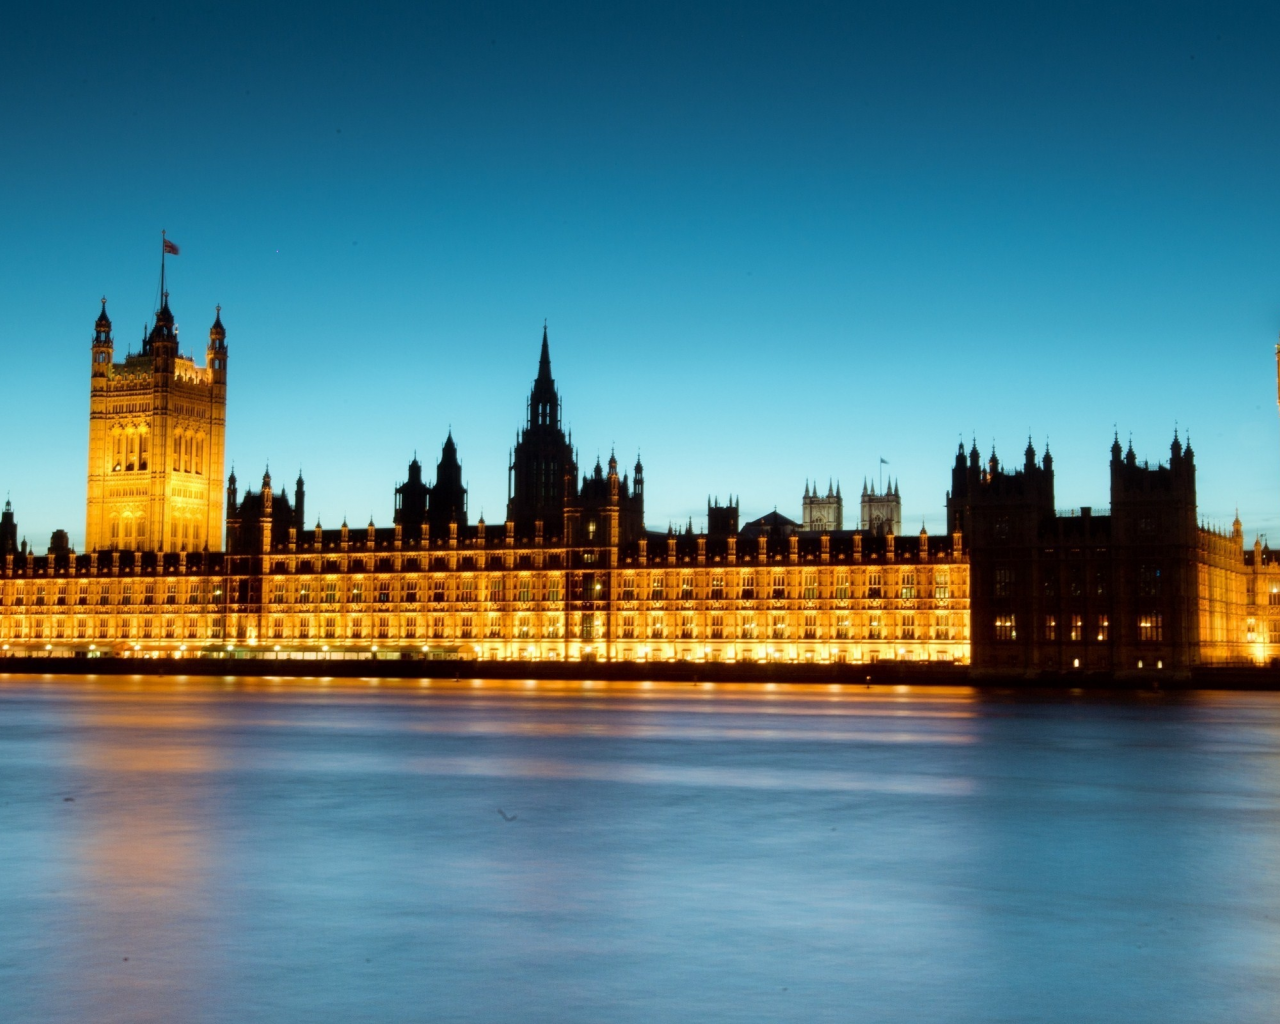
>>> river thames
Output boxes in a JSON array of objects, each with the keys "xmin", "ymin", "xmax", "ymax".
[{"xmin": 1, "ymin": 675, "xmax": 1278, "ymax": 1023}]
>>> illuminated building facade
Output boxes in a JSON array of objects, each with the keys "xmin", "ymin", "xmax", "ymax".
[
  {"xmin": 0, "ymin": 312, "xmax": 969, "ymax": 665},
  {"xmin": 5, "ymin": 285, "xmax": 1280, "ymax": 675}
]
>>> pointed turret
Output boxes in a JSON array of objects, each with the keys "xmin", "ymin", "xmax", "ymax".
[
  {"xmin": 145, "ymin": 291, "xmax": 178, "ymax": 373},
  {"xmin": 294, "ymin": 470, "xmax": 306, "ymax": 534},
  {"xmin": 209, "ymin": 305, "xmax": 226, "ymax": 348},
  {"xmin": 94, "ymin": 297, "xmax": 112, "ymax": 339},
  {"xmin": 428, "ymin": 431, "xmax": 468, "ymax": 537},
  {"xmin": 91, "ymin": 297, "xmax": 114, "ymax": 376}
]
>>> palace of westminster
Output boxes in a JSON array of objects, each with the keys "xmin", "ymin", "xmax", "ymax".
[{"xmin": 2, "ymin": 279, "xmax": 1279, "ymax": 677}]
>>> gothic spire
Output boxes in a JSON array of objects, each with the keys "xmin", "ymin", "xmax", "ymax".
[{"xmin": 537, "ymin": 321, "xmax": 552, "ymax": 384}]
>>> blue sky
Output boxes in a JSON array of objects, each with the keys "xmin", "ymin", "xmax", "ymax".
[{"xmin": 2, "ymin": 2, "xmax": 1279, "ymax": 547}]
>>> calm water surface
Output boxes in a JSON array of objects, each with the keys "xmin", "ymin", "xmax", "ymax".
[{"xmin": 1, "ymin": 675, "xmax": 1279, "ymax": 1023}]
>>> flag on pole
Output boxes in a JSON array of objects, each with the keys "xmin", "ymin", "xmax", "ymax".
[
  {"xmin": 880, "ymin": 457, "xmax": 889, "ymax": 465},
  {"xmin": 163, "ymin": 239, "xmax": 180, "ymax": 255}
]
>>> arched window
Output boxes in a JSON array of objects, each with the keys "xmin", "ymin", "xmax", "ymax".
[
  {"xmin": 138, "ymin": 433, "xmax": 149, "ymax": 471},
  {"xmin": 173, "ymin": 433, "xmax": 182, "ymax": 471},
  {"xmin": 195, "ymin": 436, "xmax": 204, "ymax": 475},
  {"xmin": 126, "ymin": 433, "xmax": 137, "ymax": 472},
  {"xmin": 184, "ymin": 435, "xmax": 193, "ymax": 473}
]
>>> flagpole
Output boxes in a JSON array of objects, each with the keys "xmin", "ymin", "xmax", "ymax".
[{"xmin": 160, "ymin": 229, "xmax": 166, "ymax": 304}]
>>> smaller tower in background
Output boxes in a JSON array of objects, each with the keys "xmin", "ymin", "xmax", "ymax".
[
  {"xmin": 861, "ymin": 478, "xmax": 902, "ymax": 537},
  {"xmin": 802, "ymin": 480, "xmax": 842, "ymax": 530},
  {"xmin": 708, "ymin": 496, "xmax": 739, "ymax": 538}
]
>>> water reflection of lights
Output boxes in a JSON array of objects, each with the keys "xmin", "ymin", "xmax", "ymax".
[
  {"xmin": 57, "ymin": 699, "xmax": 223, "ymax": 1022},
  {"xmin": 0, "ymin": 675, "xmax": 982, "ymax": 717}
]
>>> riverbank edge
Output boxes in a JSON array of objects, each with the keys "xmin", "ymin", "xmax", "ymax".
[{"xmin": 3, "ymin": 655, "xmax": 1279, "ymax": 691}]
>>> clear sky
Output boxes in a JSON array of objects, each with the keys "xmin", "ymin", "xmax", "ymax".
[{"xmin": 2, "ymin": 2, "xmax": 1279, "ymax": 549}]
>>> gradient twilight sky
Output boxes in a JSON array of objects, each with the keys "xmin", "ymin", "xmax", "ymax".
[{"xmin": 2, "ymin": 2, "xmax": 1279, "ymax": 548}]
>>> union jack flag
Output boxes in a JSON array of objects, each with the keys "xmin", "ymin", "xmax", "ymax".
[{"xmin": 163, "ymin": 238, "xmax": 180, "ymax": 255}]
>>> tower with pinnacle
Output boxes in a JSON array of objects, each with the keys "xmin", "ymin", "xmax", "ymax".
[
  {"xmin": 507, "ymin": 324, "xmax": 577, "ymax": 537},
  {"xmin": 861, "ymin": 478, "xmax": 901, "ymax": 536},
  {"xmin": 801, "ymin": 480, "xmax": 842, "ymax": 530},
  {"xmin": 84, "ymin": 270, "xmax": 228, "ymax": 552}
]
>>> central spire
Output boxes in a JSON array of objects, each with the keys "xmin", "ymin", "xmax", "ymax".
[
  {"xmin": 527, "ymin": 322, "xmax": 560, "ymax": 431},
  {"xmin": 509, "ymin": 322, "xmax": 576, "ymax": 533}
]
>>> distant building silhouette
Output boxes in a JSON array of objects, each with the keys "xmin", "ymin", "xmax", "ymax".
[
  {"xmin": 861, "ymin": 479, "xmax": 901, "ymax": 537},
  {"xmin": 953, "ymin": 434, "xmax": 1261, "ymax": 677}
]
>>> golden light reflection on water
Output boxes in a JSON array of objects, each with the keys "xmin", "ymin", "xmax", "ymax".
[
  {"xmin": 57, "ymin": 697, "xmax": 224, "ymax": 1022},
  {"xmin": 1, "ymin": 671, "xmax": 979, "ymax": 704},
  {"xmin": 0, "ymin": 670, "xmax": 972, "ymax": 696},
  {"xmin": 2, "ymin": 674, "xmax": 982, "ymax": 751}
]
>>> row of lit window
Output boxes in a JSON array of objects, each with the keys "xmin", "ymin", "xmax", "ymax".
[{"xmin": 994, "ymin": 614, "xmax": 1163, "ymax": 643}]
